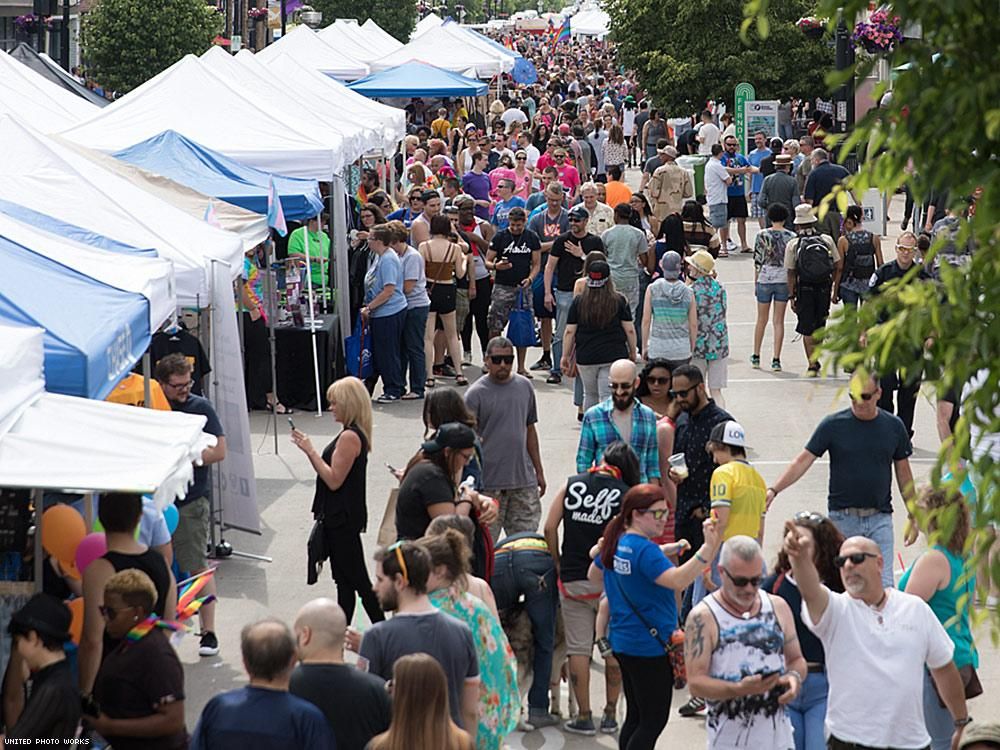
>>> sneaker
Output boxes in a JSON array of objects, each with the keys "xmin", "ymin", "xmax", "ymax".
[
  {"xmin": 375, "ymin": 394, "xmax": 400, "ymax": 404},
  {"xmin": 807, "ymin": 364, "xmax": 821, "ymax": 378},
  {"xmin": 433, "ymin": 363, "xmax": 457, "ymax": 378},
  {"xmin": 530, "ymin": 355, "xmax": 552, "ymax": 371},
  {"xmin": 199, "ymin": 631, "xmax": 219, "ymax": 657},
  {"xmin": 771, "ymin": 358, "xmax": 782, "ymax": 372},
  {"xmin": 546, "ymin": 373, "xmax": 562, "ymax": 384},
  {"xmin": 678, "ymin": 696, "xmax": 706, "ymax": 717},
  {"xmin": 527, "ymin": 709, "xmax": 560, "ymax": 729},
  {"xmin": 750, "ymin": 354, "xmax": 760, "ymax": 369},
  {"xmin": 462, "ymin": 350, "xmax": 472, "ymax": 366},
  {"xmin": 600, "ymin": 714, "xmax": 619, "ymax": 734},
  {"xmin": 726, "ymin": 239, "xmax": 738, "ymax": 252},
  {"xmin": 564, "ymin": 717, "xmax": 597, "ymax": 736}
]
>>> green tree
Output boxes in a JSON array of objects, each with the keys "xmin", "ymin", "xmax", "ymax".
[
  {"xmin": 81, "ymin": 0, "xmax": 222, "ymax": 94},
  {"xmin": 605, "ymin": 0, "xmax": 830, "ymax": 113},
  {"xmin": 311, "ymin": 0, "xmax": 415, "ymax": 42},
  {"xmin": 745, "ymin": 0, "xmax": 1000, "ymax": 617}
]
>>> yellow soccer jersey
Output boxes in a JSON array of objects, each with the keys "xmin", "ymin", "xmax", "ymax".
[{"xmin": 710, "ymin": 460, "xmax": 767, "ymax": 540}]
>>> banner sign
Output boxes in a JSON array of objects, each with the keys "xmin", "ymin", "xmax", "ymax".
[
  {"xmin": 744, "ymin": 99, "xmax": 779, "ymax": 153},
  {"xmin": 734, "ymin": 82, "xmax": 755, "ymax": 155}
]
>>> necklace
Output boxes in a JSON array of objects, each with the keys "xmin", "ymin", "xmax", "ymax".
[
  {"xmin": 868, "ymin": 590, "xmax": 888, "ymax": 625},
  {"xmin": 717, "ymin": 590, "xmax": 757, "ymax": 620}
]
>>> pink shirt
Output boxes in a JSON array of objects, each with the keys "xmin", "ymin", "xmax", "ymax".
[{"xmin": 556, "ymin": 164, "xmax": 581, "ymax": 195}]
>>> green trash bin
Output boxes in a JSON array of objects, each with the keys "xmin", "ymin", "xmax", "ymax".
[{"xmin": 676, "ymin": 155, "xmax": 709, "ymax": 201}]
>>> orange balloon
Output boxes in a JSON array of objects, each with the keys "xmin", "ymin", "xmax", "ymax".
[
  {"xmin": 67, "ymin": 598, "xmax": 84, "ymax": 645},
  {"xmin": 41, "ymin": 505, "xmax": 86, "ymax": 566}
]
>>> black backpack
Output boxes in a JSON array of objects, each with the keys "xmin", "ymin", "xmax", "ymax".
[
  {"xmin": 796, "ymin": 234, "xmax": 835, "ymax": 285},
  {"xmin": 844, "ymin": 230, "xmax": 876, "ymax": 279}
]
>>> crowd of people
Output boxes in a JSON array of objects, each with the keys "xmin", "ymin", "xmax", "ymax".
[{"xmin": 3, "ymin": 22, "xmax": 994, "ymax": 750}]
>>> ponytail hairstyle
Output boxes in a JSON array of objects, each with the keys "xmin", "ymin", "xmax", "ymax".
[
  {"xmin": 600, "ymin": 484, "xmax": 668, "ymax": 569},
  {"xmin": 418, "ymin": 528, "xmax": 472, "ymax": 588}
]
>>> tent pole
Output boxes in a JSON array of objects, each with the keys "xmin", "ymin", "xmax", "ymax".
[
  {"xmin": 207, "ymin": 267, "xmax": 219, "ymax": 555},
  {"xmin": 32, "ymin": 489, "xmax": 43, "ymax": 594},
  {"xmin": 302, "ymin": 223, "xmax": 324, "ymax": 418},
  {"xmin": 83, "ymin": 493, "xmax": 94, "ymax": 530},
  {"xmin": 142, "ymin": 352, "xmax": 152, "ymax": 408},
  {"xmin": 265, "ymin": 238, "xmax": 279, "ymax": 454}
]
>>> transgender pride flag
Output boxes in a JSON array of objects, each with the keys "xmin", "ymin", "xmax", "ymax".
[{"xmin": 266, "ymin": 176, "xmax": 287, "ymax": 237}]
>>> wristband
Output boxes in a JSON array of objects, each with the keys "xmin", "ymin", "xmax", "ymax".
[
  {"xmin": 694, "ymin": 551, "xmax": 710, "ymax": 565},
  {"xmin": 767, "ymin": 487, "xmax": 779, "ymax": 496},
  {"xmin": 787, "ymin": 669, "xmax": 805, "ymax": 685},
  {"xmin": 455, "ymin": 499, "xmax": 474, "ymax": 507}
]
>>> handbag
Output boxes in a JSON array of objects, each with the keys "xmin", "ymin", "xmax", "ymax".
[
  {"xmin": 344, "ymin": 315, "xmax": 373, "ymax": 379},
  {"xmin": 506, "ymin": 288, "xmax": 536, "ymax": 347},
  {"xmin": 376, "ymin": 488, "xmax": 399, "ymax": 548}
]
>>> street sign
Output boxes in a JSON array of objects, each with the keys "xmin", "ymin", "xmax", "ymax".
[
  {"xmin": 745, "ymin": 100, "xmax": 779, "ymax": 153},
  {"xmin": 734, "ymin": 82, "xmax": 756, "ymax": 153}
]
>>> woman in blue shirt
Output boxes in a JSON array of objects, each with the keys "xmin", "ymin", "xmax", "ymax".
[
  {"xmin": 591, "ymin": 484, "xmax": 720, "ymax": 750},
  {"xmin": 363, "ymin": 225, "xmax": 409, "ymax": 403}
]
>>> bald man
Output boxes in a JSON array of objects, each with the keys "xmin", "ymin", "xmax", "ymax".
[
  {"xmin": 784, "ymin": 525, "xmax": 970, "ymax": 750},
  {"xmin": 577, "ymin": 359, "xmax": 661, "ymax": 483},
  {"xmin": 289, "ymin": 599, "xmax": 391, "ymax": 750}
]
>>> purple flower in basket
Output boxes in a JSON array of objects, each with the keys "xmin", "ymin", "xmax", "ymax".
[{"xmin": 852, "ymin": 9, "xmax": 904, "ymax": 53}]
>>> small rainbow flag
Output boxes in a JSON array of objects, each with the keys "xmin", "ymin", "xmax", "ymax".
[{"xmin": 551, "ymin": 19, "xmax": 570, "ymax": 49}]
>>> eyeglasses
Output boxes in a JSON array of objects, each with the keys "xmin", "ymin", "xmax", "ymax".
[
  {"xmin": 638, "ymin": 508, "xmax": 669, "ymax": 520},
  {"xmin": 608, "ymin": 382, "xmax": 633, "ymax": 392},
  {"xmin": 646, "ymin": 376, "xmax": 670, "ymax": 386},
  {"xmin": 793, "ymin": 511, "xmax": 826, "ymax": 526},
  {"xmin": 834, "ymin": 552, "xmax": 878, "ymax": 568},
  {"xmin": 723, "ymin": 569, "xmax": 763, "ymax": 588},
  {"xmin": 850, "ymin": 391, "xmax": 878, "ymax": 401},
  {"xmin": 99, "ymin": 604, "xmax": 136, "ymax": 619},
  {"xmin": 668, "ymin": 387, "xmax": 694, "ymax": 399},
  {"xmin": 164, "ymin": 380, "xmax": 193, "ymax": 391},
  {"xmin": 489, "ymin": 354, "xmax": 515, "ymax": 364},
  {"xmin": 387, "ymin": 541, "xmax": 409, "ymax": 585}
]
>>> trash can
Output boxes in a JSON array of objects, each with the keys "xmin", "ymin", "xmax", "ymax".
[{"xmin": 676, "ymin": 155, "xmax": 708, "ymax": 202}]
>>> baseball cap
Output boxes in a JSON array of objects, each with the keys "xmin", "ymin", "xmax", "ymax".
[
  {"xmin": 421, "ymin": 422, "xmax": 476, "ymax": 454},
  {"xmin": 709, "ymin": 420, "xmax": 749, "ymax": 449},
  {"xmin": 660, "ymin": 250, "xmax": 682, "ymax": 280},
  {"xmin": 8, "ymin": 593, "xmax": 72, "ymax": 643},
  {"xmin": 586, "ymin": 260, "xmax": 611, "ymax": 287},
  {"xmin": 568, "ymin": 205, "xmax": 590, "ymax": 221},
  {"xmin": 958, "ymin": 721, "xmax": 1000, "ymax": 749}
]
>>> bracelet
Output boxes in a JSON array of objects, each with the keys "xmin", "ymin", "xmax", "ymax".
[
  {"xmin": 694, "ymin": 551, "xmax": 710, "ymax": 565},
  {"xmin": 954, "ymin": 716, "xmax": 973, "ymax": 728},
  {"xmin": 787, "ymin": 668, "xmax": 805, "ymax": 685},
  {"xmin": 455, "ymin": 499, "xmax": 474, "ymax": 507},
  {"xmin": 767, "ymin": 486, "xmax": 779, "ymax": 496}
]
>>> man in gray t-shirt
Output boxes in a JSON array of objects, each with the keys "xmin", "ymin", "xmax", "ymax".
[
  {"xmin": 601, "ymin": 204, "xmax": 649, "ymax": 317},
  {"xmin": 465, "ymin": 336, "xmax": 546, "ymax": 539}
]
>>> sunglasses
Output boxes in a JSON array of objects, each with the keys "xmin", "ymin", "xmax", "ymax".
[
  {"xmin": 850, "ymin": 391, "xmax": 878, "ymax": 401},
  {"xmin": 793, "ymin": 511, "xmax": 826, "ymax": 525},
  {"xmin": 896, "ymin": 245, "xmax": 915, "ymax": 252},
  {"xmin": 638, "ymin": 508, "xmax": 669, "ymax": 520},
  {"xmin": 668, "ymin": 387, "xmax": 694, "ymax": 399},
  {"xmin": 490, "ymin": 355, "xmax": 515, "ymax": 364},
  {"xmin": 834, "ymin": 552, "xmax": 878, "ymax": 568},
  {"xmin": 568, "ymin": 217, "xmax": 586, "ymax": 223},
  {"xmin": 608, "ymin": 382, "xmax": 633, "ymax": 392},
  {"xmin": 723, "ymin": 569, "xmax": 763, "ymax": 588},
  {"xmin": 387, "ymin": 541, "xmax": 410, "ymax": 585},
  {"xmin": 646, "ymin": 376, "xmax": 670, "ymax": 386},
  {"xmin": 516, "ymin": 156, "xmax": 527, "ymax": 161},
  {"xmin": 99, "ymin": 604, "xmax": 136, "ymax": 619}
]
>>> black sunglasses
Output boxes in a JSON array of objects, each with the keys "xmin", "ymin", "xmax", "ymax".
[
  {"xmin": 668, "ymin": 386, "xmax": 694, "ymax": 399},
  {"xmin": 608, "ymin": 382, "xmax": 633, "ymax": 391},
  {"xmin": 489, "ymin": 355, "xmax": 515, "ymax": 364},
  {"xmin": 834, "ymin": 552, "xmax": 878, "ymax": 568},
  {"xmin": 723, "ymin": 569, "xmax": 762, "ymax": 588},
  {"xmin": 850, "ymin": 391, "xmax": 878, "ymax": 401},
  {"xmin": 646, "ymin": 376, "xmax": 670, "ymax": 385}
]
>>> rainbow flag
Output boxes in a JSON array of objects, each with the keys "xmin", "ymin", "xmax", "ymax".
[{"xmin": 551, "ymin": 19, "xmax": 570, "ymax": 49}]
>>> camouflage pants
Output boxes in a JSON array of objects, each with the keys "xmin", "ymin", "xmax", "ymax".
[{"xmin": 485, "ymin": 485, "xmax": 541, "ymax": 542}]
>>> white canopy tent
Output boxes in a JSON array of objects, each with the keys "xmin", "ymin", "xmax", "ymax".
[
  {"xmin": 317, "ymin": 22, "xmax": 384, "ymax": 64},
  {"xmin": 60, "ymin": 138, "xmax": 270, "ymax": 253},
  {"xmin": 0, "ymin": 213, "xmax": 176, "ymax": 333},
  {"xmin": 412, "ymin": 12, "xmax": 444, "ymax": 39},
  {"xmin": 257, "ymin": 24, "xmax": 370, "ymax": 80},
  {"xmin": 372, "ymin": 24, "xmax": 512, "ymax": 77},
  {"xmin": 0, "ymin": 115, "xmax": 244, "ymax": 304},
  {"xmin": 200, "ymin": 46, "xmax": 374, "ymax": 163},
  {"xmin": 439, "ymin": 22, "xmax": 518, "ymax": 69},
  {"xmin": 570, "ymin": 8, "xmax": 611, "ymax": 37},
  {"xmin": 0, "ymin": 50, "xmax": 98, "ymax": 131},
  {"xmin": 63, "ymin": 55, "xmax": 344, "ymax": 181},
  {"xmin": 0, "ymin": 324, "xmax": 216, "ymax": 509},
  {"xmin": 356, "ymin": 19, "xmax": 405, "ymax": 57},
  {"xmin": 251, "ymin": 50, "xmax": 405, "ymax": 152}
]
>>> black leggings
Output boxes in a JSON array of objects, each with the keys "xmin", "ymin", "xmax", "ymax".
[
  {"xmin": 323, "ymin": 524, "xmax": 385, "ymax": 625},
  {"xmin": 615, "ymin": 653, "xmax": 674, "ymax": 750},
  {"xmin": 462, "ymin": 276, "xmax": 492, "ymax": 354},
  {"xmin": 242, "ymin": 312, "xmax": 273, "ymax": 409}
]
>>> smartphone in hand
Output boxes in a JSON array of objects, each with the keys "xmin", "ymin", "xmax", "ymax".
[{"xmin": 287, "ymin": 417, "xmax": 296, "ymax": 431}]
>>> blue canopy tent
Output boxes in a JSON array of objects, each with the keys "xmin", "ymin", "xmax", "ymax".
[
  {"xmin": 0, "ymin": 235, "xmax": 150, "ymax": 400},
  {"xmin": 348, "ymin": 61, "xmax": 488, "ymax": 98},
  {"xmin": 111, "ymin": 131, "xmax": 324, "ymax": 221}
]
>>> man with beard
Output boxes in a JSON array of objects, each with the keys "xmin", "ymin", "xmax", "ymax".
[
  {"xmin": 685, "ymin": 536, "xmax": 805, "ymax": 749},
  {"xmin": 577, "ymin": 359, "xmax": 660, "ymax": 484},
  {"xmin": 355, "ymin": 541, "xmax": 480, "ymax": 740},
  {"xmin": 784, "ymin": 525, "xmax": 971, "ymax": 749}
]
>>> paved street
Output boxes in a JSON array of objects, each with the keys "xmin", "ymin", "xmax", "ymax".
[{"xmin": 178, "ymin": 186, "xmax": 1000, "ymax": 746}]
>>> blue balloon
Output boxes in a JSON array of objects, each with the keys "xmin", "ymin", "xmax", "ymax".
[{"xmin": 163, "ymin": 503, "xmax": 180, "ymax": 535}]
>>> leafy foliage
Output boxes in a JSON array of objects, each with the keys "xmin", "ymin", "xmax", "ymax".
[
  {"xmin": 81, "ymin": 0, "xmax": 222, "ymax": 94},
  {"xmin": 746, "ymin": 0, "xmax": 1000, "ymax": 619},
  {"xmin": 605, "ymin": 0, "xmax": 831, "ymax": 113},
  {"xmin": 310, "ymin": 0, "xmax": 415, "ymax": 42}
]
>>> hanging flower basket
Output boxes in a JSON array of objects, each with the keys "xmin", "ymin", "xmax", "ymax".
[
  {"xmin": 796, "ymin": 16, "xmax": 827, "ymax": 40},
  {"xmin": 14, "ymin": 14, "xmax": 39, "ymax": 33},
  {"xmin": 852, "ymin": 9, "xmax": 903, "ymax": 55},
  {"xmin": 248, "ymin": 7, "xmax": 269, "ymax": 20}
]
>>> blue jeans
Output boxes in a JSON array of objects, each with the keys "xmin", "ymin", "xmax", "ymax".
[
  {"xmin": 828, "ymin": 510, "xmax": 895, "ymax": 588},
  {"xmin": 922, "ymin": 669, "xmax": 954, "ymax": 750},
  {"xmin": 490, "ymin": 547, "xmax": 557, "ymax": 711},
  {"xmin": 401, "ymin": 305, "xmax": 428, "ymax": 396},
  {"xmin": 370, "ymin": 309, "xmax": 406, "ymax": 398},
  {"xmin": 788, "ymin": 671, "xmax": 828, "ymax": 750},
  {"xmin": 550, "ymin": 289, "xmax": 575, "ymax": 376}
]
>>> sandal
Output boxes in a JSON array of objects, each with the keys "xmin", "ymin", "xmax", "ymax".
[
  {"xmin": 266, "ymin": 401, "xmax": 293, "ymax": 414},
  {"xmin": 401, "ymin": 392, "xmax": 423, "ymax": 400},
  {"xmin": 425, "ymin": 378, "xmax": 436, "ymax": 389},
  {"xmin": 455, "ymin": 376, "xmax": 469, "ymax": 386}
]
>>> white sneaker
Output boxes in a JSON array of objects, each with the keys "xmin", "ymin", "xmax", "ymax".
[{"xmin": 462, "ymin": 350, "xmax": 472, "ymax": 366}]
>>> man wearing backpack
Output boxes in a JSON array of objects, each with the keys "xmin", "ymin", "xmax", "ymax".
[{"xmin": 785, "ymin": 204, "xmax": 841, "ymax": 375}]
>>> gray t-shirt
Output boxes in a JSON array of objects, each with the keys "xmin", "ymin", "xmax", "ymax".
[
  {"xmin": 464, "ymin": 373, "xmax": 538, "ymax": 490},
  {"xmin": 399, "ymin": 246, "xmax": 430, "ymax": 309},
  {"xmin": 601, "ymin": 224, "xmax": 647, "ymax": 290},
  {"xmin": 358, "ymin": 611, "xmax": 479, "ymax": 728}
]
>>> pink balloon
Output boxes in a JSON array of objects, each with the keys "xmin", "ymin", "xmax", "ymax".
[{"xmin": 75, "ymin": 532, "xmax": 107, "ymax": 575}]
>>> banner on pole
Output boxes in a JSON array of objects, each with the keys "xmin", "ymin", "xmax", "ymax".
[
  {"xmin": 744, "ymin": 100, "xmax": 780, "ymax": 153},
  {"xmin": 734, "ymin": 82, "xmax": 756, "ymax": 155}
]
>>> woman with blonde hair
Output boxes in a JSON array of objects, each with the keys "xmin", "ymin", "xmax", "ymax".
[
  {"xmin": 420, "ymin": 529, "xmax": 519, "ymax": 750},
  {"xmin": 368, "ymin": 653, "xmax": 473, "ymax": 750},
  {"xmin": 291, "ymin": 376, "xmax": 384, "ymax": 624}
]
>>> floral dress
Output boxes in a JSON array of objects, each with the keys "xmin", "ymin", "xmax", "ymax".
[
  {"xmin": 429, "ymin": 588, "xmax": 519, "ymax": 750},
  {"xmin": 691, "ymin": 275, "xmax": 729, "ymax": 361}
]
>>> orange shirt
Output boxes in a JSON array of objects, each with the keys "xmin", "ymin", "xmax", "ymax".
[
  {"xmin": 604, "ymin": 180, "xmax": 633, "ymax": 210},
  {"xmin": 105, "ymin": 373, "xmax": 171, "ymax": 410}
]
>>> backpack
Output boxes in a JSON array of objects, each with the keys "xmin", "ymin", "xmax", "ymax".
[
  {"xmin": 844, "ymin": 230, "xmax": 876, "ymax": 279},
  {"xmin": 795, "ymin": 234, "xmax": 835, "ymax": 285}
]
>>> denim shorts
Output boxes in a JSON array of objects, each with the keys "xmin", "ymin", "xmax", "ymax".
[
  {"xmin": 755, "ymin": 282, "xmax": 790, "ymax": 304},
  {"xmin": 708, "ymin": 202, "xmax": 728, "ymax": 229}
]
